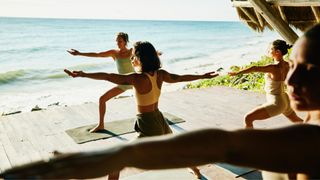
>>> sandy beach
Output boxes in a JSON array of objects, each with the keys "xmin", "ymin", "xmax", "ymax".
[{"xmin": 0, "ymin": 86, "xmax": 306, "ymax": 179}]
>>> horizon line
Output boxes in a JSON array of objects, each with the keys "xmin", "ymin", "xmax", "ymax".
[{"xmin": 0, "ymin": 16, "xmax": 240, "ymax": 23}]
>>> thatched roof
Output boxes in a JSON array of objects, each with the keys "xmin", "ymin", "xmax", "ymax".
[{"xmin": 232, "ymin": 0, "xmax": 320, "ymax": 32}]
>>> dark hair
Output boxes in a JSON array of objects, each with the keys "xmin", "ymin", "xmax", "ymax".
[
  {"xmin": 303, "ymin": 24, "xmax": 320, "ymax": 65},
  {"xmin": 272, "ymin": 39, "xmax": 292, "ymax": 55},
  {"xmin": 304, "ymin": 24, "xmax": 320, "ymax": 41},
  {"xmin": 133, "ymin": 41, "xmax": 161, "ymax": 72},
  {"xmin": 116, "ymin": 32, "xmax": 129, "ymax": 44}
]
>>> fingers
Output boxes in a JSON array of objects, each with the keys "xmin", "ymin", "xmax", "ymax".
[
  {"xmin": 211, "ymin": 73, "xmax": 219, "ymax": 78},
  {"xmin": 64, "ymin": 69, "xmax": 72, "ymax": 75},
  {"xmin": 64, "ymin": 69, "xmax": 77, "ymax": 77},
  {"xmin": 64, "ymin": 69, "xmax": 84, "ymax": 78},
  {"xmin": 67, "ymin": 49, "xmax": 78, "ymax": 55}
]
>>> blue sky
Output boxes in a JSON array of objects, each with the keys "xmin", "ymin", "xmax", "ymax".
[{"xmin": 0, "ymin": 0, "xmax": 239, "ymax": 21}]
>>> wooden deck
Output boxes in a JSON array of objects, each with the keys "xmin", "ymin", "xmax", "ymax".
[{"xmin": 0, "ymin": 86, "xmax": 306, "ymax": 179}]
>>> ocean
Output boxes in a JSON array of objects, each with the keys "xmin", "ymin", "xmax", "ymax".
[{"xmin": 0, "ymin": 17, "xmax": 281, "ymax": 113}]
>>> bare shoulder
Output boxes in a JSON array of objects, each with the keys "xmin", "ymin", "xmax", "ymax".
[
  {"xmin": 100, "ymin": 49, "xmax": 117, "ymax": 59},
  {"xmin": 283, "ymin": 60, "xmax": 290, "ymax": 67},
  {"xmin": 115, "ymin": 49, "xmax": 132, "ymax": 59},
  {"xmin": 158, "ymin": 69, "xmax": 170, "ymax": 78},
  {"xmin": 158, "ymin": 69, "xmax": 169, "ymax": 75},
  {"xmin": 278, "ymin": 60, "xmax": 290, "ymax": 71},
  {"xmin": 111, "ymin": 49, "xmax": 119, "ymax": 55}
]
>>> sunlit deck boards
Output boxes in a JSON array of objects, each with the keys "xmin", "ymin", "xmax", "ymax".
[{"xmin": 0, "ymin": 86, "xmax": 305, "ymax": 178}]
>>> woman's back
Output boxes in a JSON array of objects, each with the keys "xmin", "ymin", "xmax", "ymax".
[
  {"xmin": 264, "ymin": 61, "xmax": 290, "ymax": 94},
  {"xmin": 267, "ymin": 60, "xmax": 290, "ymax": 81},
  {"xmin": 134, "ymin": 70, "xmax": 163, "ymax": 113}
]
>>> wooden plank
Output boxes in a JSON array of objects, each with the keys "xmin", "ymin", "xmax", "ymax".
[
  {"xmin": 0, "ymin": 122, "xmax": 12, "ymax": 172},
  {"xmin": 248, "ymin": 0, "xmax": 299, "ymax": 44},
  {"xmin": 0, "ymin": 143, "xmax": 11, "ymax": 173},
  {"xmin": 233, "ymin": 0, "xmax": 320, "ymax": 7},
  {"xmin": 0, "ymin": 119, "xmax": 22, "ymax": 167},
  {"xmin": 255, "ymin": 9, "xmax": 265, "ymax": 27},
  {"xmin": 6, "ymin": 116, "xmax": 42, "ymax": 164},
  {"xmin": 311, "ymin": 6, "xmax": 320, "ymax": 22},
  {"xmin": 239, "ymin": 7, "xmax": 260, "ymax": 26},
  {"xmin": 17, "ymin": 113, "xmax": 57, "ymax": 160},
  {"xmin": 278, "ymin": 6, "xmax": 288, "ymax": 22},
  {"xmin": 0, "ymin": 86, "xmax": 304, "ymax": 177}
]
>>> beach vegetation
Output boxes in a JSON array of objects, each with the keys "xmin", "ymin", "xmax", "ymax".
[{"xmin": 186, "ymin": 52, "xmax": 291, "ymax": 92}]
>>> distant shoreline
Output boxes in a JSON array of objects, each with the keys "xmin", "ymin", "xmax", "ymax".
[{"xmin": 0, "ymin": 16, "xmax": 240, "ymax": 23}]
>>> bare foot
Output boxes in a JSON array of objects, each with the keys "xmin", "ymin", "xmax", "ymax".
[
  {"xmin": 189, "ymin": 167, "xmax": 201, "ymax": 179},
  {"xmin": 52, "ymin": 151, "xmax": 63, "ymax": 156},
  {"xmin": 108, "ymin": 171, "xmax": 120, "ymax": 180},
  {"xmin": 89, "ymin": 124, "xmax": 105, "ymax": 133},
  {"xmin": 244, "ymin": 124, "xmax": 254, "ymax": 129}
]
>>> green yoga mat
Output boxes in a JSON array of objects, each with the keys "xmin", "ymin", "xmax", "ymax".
[{"xmin": 66, "ymin": 112, "xmax": 185, "ymax": 144}]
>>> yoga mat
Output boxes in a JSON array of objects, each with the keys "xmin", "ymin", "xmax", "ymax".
[{"xmin": 66, "ymin": 112, "xmax": 185, "ymax": 144}]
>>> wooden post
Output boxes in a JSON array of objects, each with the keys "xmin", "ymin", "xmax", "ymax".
[
  {"xmin": 248, "ymin": 0, "xmax": 299, "ymax": 44},
  {"xmin": 311, "ymin": 6, "xmax": 320, "ymax": 22}
]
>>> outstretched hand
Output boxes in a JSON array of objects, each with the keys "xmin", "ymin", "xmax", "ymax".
[
  {"xmin": 0, "ymin": 152, "xmax": 117, "ymax": 179},
  {"xmin": 64, "ymin": 69, "xmax": 84, "ymax": 78},
  {"xmin": 67, "ymin": 49, "xmax": 80, "ymax": 56},
  {"xmin": 0, "ymin": 153, "xmax": 78, "ymax": 179},
  {"xmin": 203, "ymin": 71, "xmax": 219, "ymax": 79}
]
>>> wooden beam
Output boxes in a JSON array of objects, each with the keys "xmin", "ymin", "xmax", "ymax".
[
  {"xmin": 239, "ymin": 7, "xmax": 260, "ymax": 26},
  {"xmin": 232, "ymin": 0, "xmax": 320, "ymax": 7},
  {"xmin": 248, "ymin": 0, "xmax": 299, "ymax": 44},
  {"xmin": 277, "ymin": 6, "xmax": 287, "ymax": 22},
  {"xmin": 289, "ymin": 20, "xmax": 318, "ymax": 23},
  {"xmin": 311, "ymin": 6, "xmax": 320, "ymax": 22},
  {"xmin": 254, "ymin": 10, "xmax": 265, "ymax": 27}
]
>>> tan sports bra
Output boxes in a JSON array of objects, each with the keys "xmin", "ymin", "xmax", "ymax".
[{"xmin": 134, "ymin": 71, "xmax": 161, "ymax": 106}]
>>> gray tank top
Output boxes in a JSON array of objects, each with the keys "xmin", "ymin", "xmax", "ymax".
[{"xmin": 115, "ymin": 57, "xmax": 134, "ymax": 74}]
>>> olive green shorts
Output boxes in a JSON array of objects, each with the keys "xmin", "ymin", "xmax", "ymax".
[
  {"xmin": 117, "ymin": 85, "xmax": 132, "ymax": 91},
  {"xmin": 134, "ymin": 109, "xmax": 173, "ymax": 138}
]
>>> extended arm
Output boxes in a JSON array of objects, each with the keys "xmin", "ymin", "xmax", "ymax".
[
  {"xmin": 229, "ymin": 65, "xmax": 275, "ymax": 76},
  {"xmin": 67, "ymin": 49, "xmax": 116, "ymax": 58},
  {"xmin": 126, "ymin": 125, "xmax": 320, "ymax": 174},
  {"xmin": 2, "ymin": 125, "xmax": 320, "ymax": 178},
  {"xmin": 64, "ymin": 69, "xmax": 136, "ymax": 85},
  {"xmin": 160, "ymin": 69, "xmax": 218, "ymax": 83}
]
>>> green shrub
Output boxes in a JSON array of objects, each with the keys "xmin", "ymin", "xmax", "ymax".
[{"xmin": 186, "ymin": 55, "xmax": 276, "ymax": 92}]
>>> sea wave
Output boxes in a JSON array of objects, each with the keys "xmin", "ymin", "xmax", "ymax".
[
  {"xmin": 168, "ymin": 54, "xmax": 207, "ymax": 63},
  {"xmin": 0, "ymin": 70, "xmax": 27, "ymax": 84},
  {"xmin": 0, "ymin": 63, "xmax": 107, "ymax": 85},
  {"xmin": 0, "ymin": 46, "xmax": 57, "ymax": 54}
]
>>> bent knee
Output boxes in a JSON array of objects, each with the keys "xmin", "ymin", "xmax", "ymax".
[
  {"xmin": 99, "ymin": 95, "xmax": 111, "ymax": 103},
  {"xmin": 244, "ymin": 113, "xmax": 254, "ymax": 123}
]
